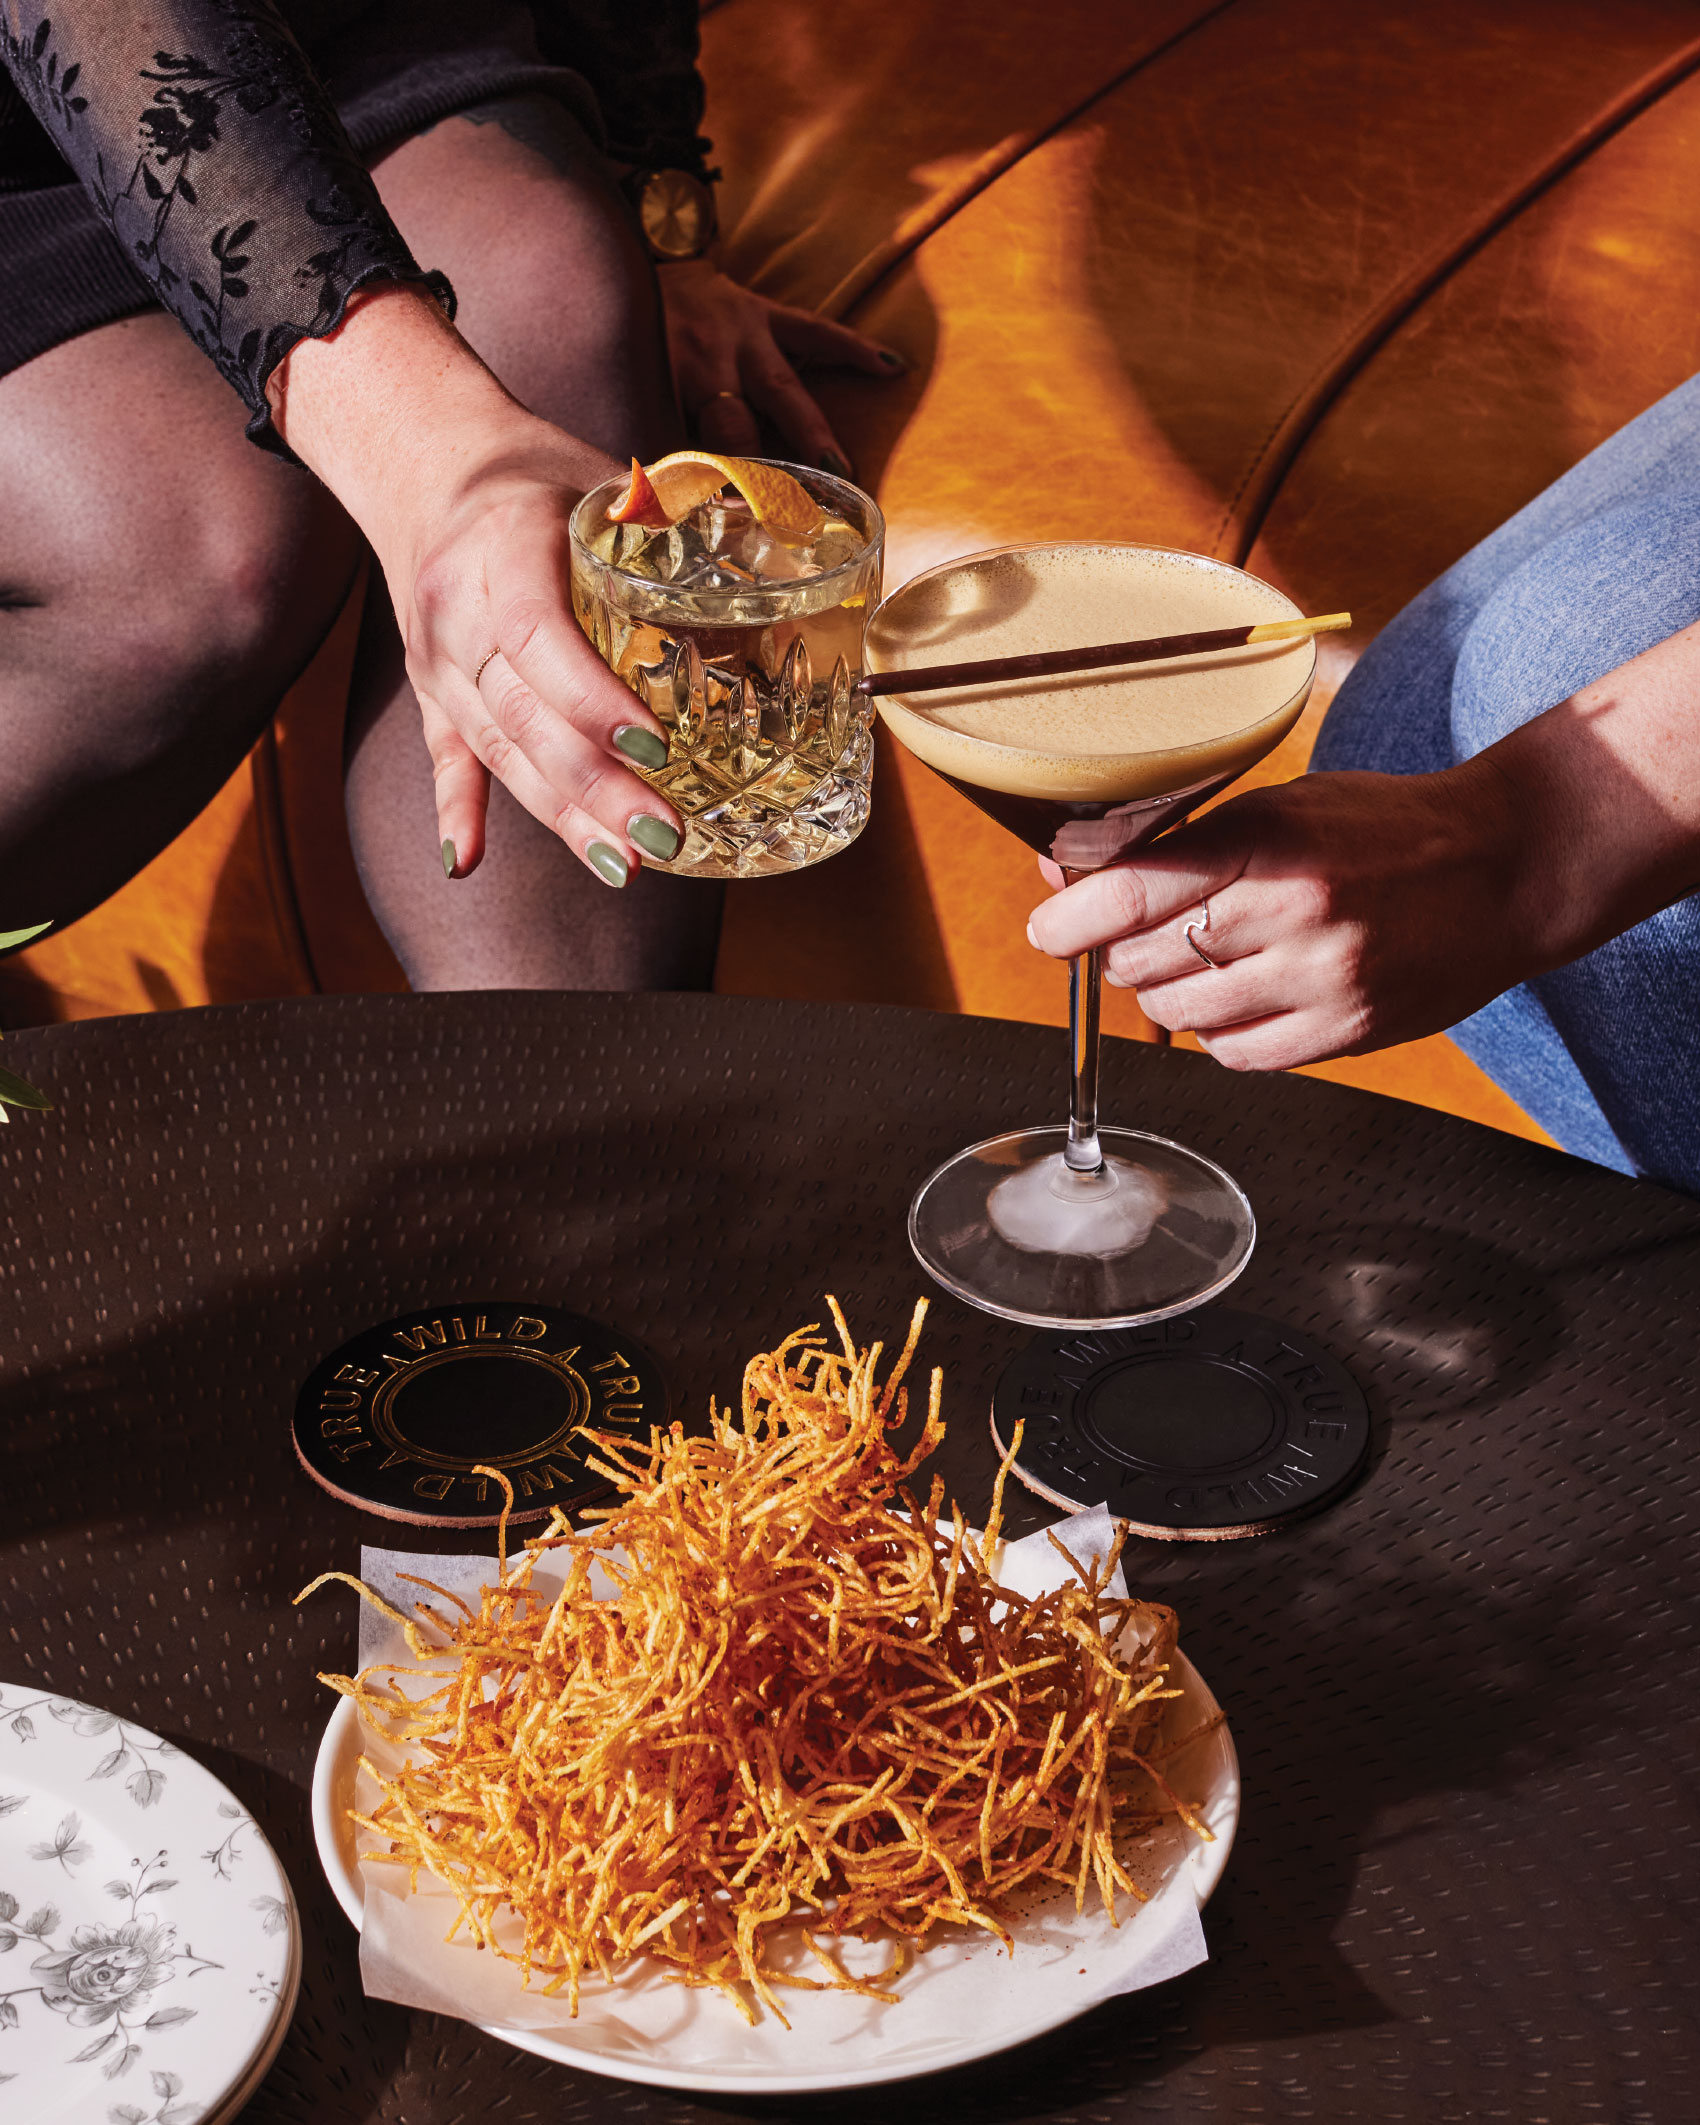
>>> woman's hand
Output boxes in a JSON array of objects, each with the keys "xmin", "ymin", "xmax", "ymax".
[
  {"xmin": 1027, "ymin": 765, "xmax": 1535, "ymax": 1069},
  {"xmin": 658, "ymin": 259, "xmax": 903, "ymax": 472},
  {"xmin": 1027, "ymin": 620, "xmax": 1700, "ymax": 1071},
  {"xmin": 267, "ymin": 285, "xmax": 679, "ymax": 884},
  {"xmin": 395, "ymin": 425, "xmax": 686, "ymax": 883}
]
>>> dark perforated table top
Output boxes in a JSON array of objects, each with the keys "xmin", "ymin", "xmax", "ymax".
[{"xmin": 1, "ymin": 992, "xmax": 1696, "ymax": 2123}]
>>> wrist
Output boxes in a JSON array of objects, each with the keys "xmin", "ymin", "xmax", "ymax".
[
  {"xmin": 621, "ymin": 167, "xmax": 717, "ymax": 262},
  {"xmin": 267, "ymin": 284, "xmax": 509, "ymax": 524},
  {"xmin": 1445, "ymin": 746, "xmax": 1569, "ymax": 972},
  {"xmin": 266, "ymin": 282, "xmax": 616, "ymax": 576},
  {"xmin": 1454, "ymin": 693, "xmax": 1700, "ymax": 976}
]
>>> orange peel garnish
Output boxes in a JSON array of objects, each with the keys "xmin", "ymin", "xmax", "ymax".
[{"xmin": 606, "ymin": 452, "xmax": 824, "ymax": 539}]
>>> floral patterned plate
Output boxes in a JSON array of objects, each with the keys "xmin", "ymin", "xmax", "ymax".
[{"xmin": 0, "ymin": 1684, "xmax": 300, "ymax": 2125}]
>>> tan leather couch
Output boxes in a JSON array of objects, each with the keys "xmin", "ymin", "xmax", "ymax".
[{"xmin": 12, "ymin": 0, "xmax": 1700, "ymax": 1152}]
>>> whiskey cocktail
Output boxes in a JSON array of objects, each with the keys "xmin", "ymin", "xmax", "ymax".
[{"xmin": 570, "ymin": 463, "xmax": 883, "ymax": 878}]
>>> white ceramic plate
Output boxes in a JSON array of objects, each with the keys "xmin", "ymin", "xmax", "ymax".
[
  {"xmin": 312, "ymin": 1650, "xmax": 1236, "ymax": 2094},
  {"xmin": 0, "ymin": 1685, "xmax": 300, "ymax": 2125}
]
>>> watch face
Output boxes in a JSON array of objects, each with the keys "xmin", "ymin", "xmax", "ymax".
[{"xmin": 639, "ymin": 169, "xmax": 714, "ymax": 260}]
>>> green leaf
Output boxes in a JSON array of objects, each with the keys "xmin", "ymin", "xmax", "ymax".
[
  {"xmin": 0, "ymin": 1065, "xmax": 49, "ymax": 1113},
  {"xmin": 0, "ymin": 922, "xmax": 50, "ymax": 952}
]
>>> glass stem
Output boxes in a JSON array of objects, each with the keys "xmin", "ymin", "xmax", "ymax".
[{"xmin": 1066, "ymin": 945, "xmax": 1105, "ymax": 1173}]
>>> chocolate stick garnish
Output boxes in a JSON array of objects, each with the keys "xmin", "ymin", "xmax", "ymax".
[{"xmin": 856, "ymin": 611, "xmax": 1351, "ymax": 698}]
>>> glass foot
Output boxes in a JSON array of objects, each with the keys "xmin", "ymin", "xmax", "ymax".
[{"xmin": 908, "ymin": 1125, "xmax": 1255, "ymax": 1328}]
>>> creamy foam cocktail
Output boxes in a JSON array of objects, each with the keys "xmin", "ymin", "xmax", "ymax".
[
  {"xmin": 866, "ymin": 543, "xmax": 1315, "ymax": 870},
  {"xmin": 864, "ymin": 541, "xmax": 1322, "ymax": 1330}
]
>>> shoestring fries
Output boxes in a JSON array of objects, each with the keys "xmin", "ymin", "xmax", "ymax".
[{"xmin": 297, "ymin": 1299, "xmax": 1202, "ymax": 2025}]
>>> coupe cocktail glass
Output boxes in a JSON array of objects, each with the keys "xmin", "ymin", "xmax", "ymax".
[
  {"xmin": 569, "ymin": 464, "xmax": 884, "ymax": 878},
  {"xmin": 865, "ymin": 542, "xmax": 1317, "ymax": 1328}
]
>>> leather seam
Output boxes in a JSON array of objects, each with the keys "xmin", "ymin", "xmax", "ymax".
[
  {"xmin": 815, "ymin": 0, "xmax": 1243, "ymax": 321},
  {"xmin": 250, "ymin": 723, "xmax": 324, "ymax": 998},
  {"xmin": 1222, "ymin": 36, "xmax": 1700, "ymax": 565}
]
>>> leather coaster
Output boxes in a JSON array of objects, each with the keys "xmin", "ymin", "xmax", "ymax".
[
  {"xmin": 293, "ymin": 1302, "xmax": 668, "ymax": 1527},
  {"xmin": 990, "ymin": 1306, "xmax": 1369, "ymax": 1540}
]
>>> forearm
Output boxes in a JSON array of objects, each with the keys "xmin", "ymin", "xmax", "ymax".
[
  {"xmin": 267, "ymin": 286, "xmax": 516, "ymax": 550},
  {"xmin": 1024, "ymin": 613, "xmax": 1700, "ymax": 1074},
  {"xmin": 262, "ymin": 279, "xmax": 668, "ymax": 887},
  {"xmin": 1485, "ymin": 616, "xmax": 1700, "ymax": 973},
  {"xmin": 265, "ymin": 285, "xmax": 618, "ymax": 575},
  {"xmin": 0, "ymin": 0, "xmax": 440, "ymax": 442}
]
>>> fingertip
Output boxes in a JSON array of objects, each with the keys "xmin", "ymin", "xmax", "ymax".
[
  {"xmin": 613, "ymin": 723, "xmax": 669, "ymax": 771},
  {"xmin": 585, "ymin": 840, "xmax": 631, "ymax": 889},
  {"xmin": 628, "ymin": 812, "xmax": 683, "ymax": 863},
  {"xmin": 1192, "ymin": 1030, "xmax": 1247, "ymax": 1070},
  {"xmin": 439, "ymin": 821, "xmax": 485, "ymax": 879},
  {"xmin": 434, "ymin": 760, "xmax": 489, "ymax": 878}
]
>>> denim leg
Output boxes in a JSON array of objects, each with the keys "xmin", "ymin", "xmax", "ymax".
[
  {"xmin": 1310, "ymin": 371, "xmax": 1700, "ymax": 1192},
  {"xmin": 1315, "ymin": 368, "xmax": 1700, "ymax": 778},
  {"xmin": 1446, "ymin": 493, "xmax": 1700, "ymax": 1194},
  {"xmin": 1312, "ymin": 567, "xmax": 1635, "ymax": 1172}
]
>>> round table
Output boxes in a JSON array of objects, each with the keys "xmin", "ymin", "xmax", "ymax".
[{"xmin": 1, "ymin": 993, "xmax": 1695, "ymax": 2124}]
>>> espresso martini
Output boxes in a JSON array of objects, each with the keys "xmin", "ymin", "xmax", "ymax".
[
  {"xmin": 864, "ymin": 541, "xmax": 1321, "ymax": 1329},
  {"xmin": 865, "ymin": 543, "xmax": 1315, "ymax": 870}
]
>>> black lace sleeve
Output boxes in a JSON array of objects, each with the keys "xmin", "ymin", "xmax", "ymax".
[{"xmin": 0, "ymin": 0, "xmax": 452, "ymax": 449}]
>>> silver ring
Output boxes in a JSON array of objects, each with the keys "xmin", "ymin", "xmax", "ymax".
[
  {"xmin": 473, "ymin": 647, "xmax": 501, "ymax": 688},
  {"xmin": 1184, "ymin": 899, "xmax": 1220, "ymax": 970}
]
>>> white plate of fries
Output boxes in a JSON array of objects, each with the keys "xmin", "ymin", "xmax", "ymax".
[{"xmin": 304, "ymin": 1302, "xmax": 1240, "ymax": 2093}]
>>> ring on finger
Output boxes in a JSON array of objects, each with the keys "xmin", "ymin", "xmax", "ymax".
[
  {"xmin": 1184, "ymin": 898, "xmax": 1221, "ymax": 971},
  {"xmin": 702, "ymin": 389, "xmax": 746, "ymax": 410},
  {"xmin": 473, "ymin": 647, "xmax": 501, "ymax": 689}
]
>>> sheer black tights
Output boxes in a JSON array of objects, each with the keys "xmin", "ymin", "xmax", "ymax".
[{"xmin": 0, "ymin": 98, "xmax": 720, "ymax": 992}]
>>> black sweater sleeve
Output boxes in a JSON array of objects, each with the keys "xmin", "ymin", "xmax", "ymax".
[
  {"xmin": 0, "ymin": 0, "xmax": 451, "ymax": 446},
  {"xmin": 537, "ymin": 1, "xmax": 713, "ymax": 182}
]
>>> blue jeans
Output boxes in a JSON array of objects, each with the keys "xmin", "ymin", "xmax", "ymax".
[{"xmin": 1311, "ymin": 372, "xmax": 1700, "ymax": 1195}]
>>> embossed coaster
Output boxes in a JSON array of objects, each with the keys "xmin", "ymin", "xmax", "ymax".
[
  {"xmin": 990, "ymin": 1307, "xmax": 1369, "ymax": 1540},
  {"xmin": 294, "ymin": 1302, "xmax": 668, "ymax": 1527}
]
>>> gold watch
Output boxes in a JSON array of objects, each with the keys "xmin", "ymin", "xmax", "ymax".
[{"xmin": 627, "ymin": 167, "xmax": 718, "ymax": 262}]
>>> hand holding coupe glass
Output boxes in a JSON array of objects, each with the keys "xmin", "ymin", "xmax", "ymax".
[
  {"xmin": 1024, "ymin": 761, "xmax": 1545, "ymax": 1072},
  {"xmin": 864, "ymin": 543, "xmax": 1337, "ymax": 1326}
]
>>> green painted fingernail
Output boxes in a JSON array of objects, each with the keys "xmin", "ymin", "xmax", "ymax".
[
  {"xmin": 441, "ymin": 838, "xmax": 456, "ymax": 879},
  {"xmin": 587, "ymin": 841, "xmax": 629, "ymax": 888},
  {"xmin": 628, "ymin": 813, "xmax": 682, "ymax": 861},
  {"xmin": 613, "ymin": 724, "xmax": 668, "ymax": 769}
]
